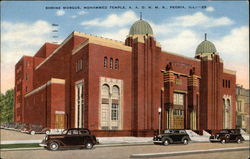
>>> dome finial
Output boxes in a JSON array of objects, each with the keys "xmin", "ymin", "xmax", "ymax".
[
  {"xmin": 140, "ymin": 12, "xmax": 142, "ymax": 20},
  {"xmin": 205, "ymin": 33, "xmax": 207, "ymax": 41}
]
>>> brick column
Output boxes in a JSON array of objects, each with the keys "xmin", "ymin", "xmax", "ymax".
[
  {"xmin": 187, "ymin": 67, "xmax": 199, "ymax": 130},
  {"xmin": 163, "ymin": 63, "xmax": 175, "ymax": 129}
]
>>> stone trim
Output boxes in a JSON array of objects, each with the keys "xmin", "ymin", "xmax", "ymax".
[
  {"xmin": 174, "ymin": 90, "xmax": 187, "ymax": 94},
  {"xmin": 223, "ymin": 69, "xmax": 236, "ymax": 75},
  {"xmin": 24, "ymin": 78, "xmax": 65, "ymax": 97},
  {"xmin": 72, "ymin": 32, "xmax": 132, "ymax": 54}
]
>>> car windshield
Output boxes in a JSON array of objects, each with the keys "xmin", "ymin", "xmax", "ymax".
[
  {"xmin": 219, "ymin": 130, "xmax": 228, "ymax": 133},
  {"xmin": 164, "ymin": 130, "xmax": 174, "ymax": 134}
]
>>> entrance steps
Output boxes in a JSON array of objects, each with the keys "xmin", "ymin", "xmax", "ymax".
[
  {"xmin": 186, "ymin": 130, "xmax": 209, "ymax": 142},
  {"xmin": 185, "ymin": 130, "xmax": 200, "ymax": 137}
]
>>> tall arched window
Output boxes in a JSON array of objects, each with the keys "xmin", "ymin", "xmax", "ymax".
[
  {"xmin": 104, "ymin": 57, "xmax": 108, "ymax": 68},
  {"xmin": 110, "ymin": 58, "xmax": 113, "ymax": 69},
  {"xmin": 115, "ymin": 59, "xmax": 119, "ymax": 70},
  {"xmin": 100, "ymin": 82, "xmax": 121, "ymax": 130},
  {"xmin": 111, "ymin": 86, "xmax": 120, "ymax": 121},
  {"xmin": 101, "ymin": 84, "xmax": 110, "ymax": 130}
]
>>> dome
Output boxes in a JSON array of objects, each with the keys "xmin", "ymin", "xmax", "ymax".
[
  {"xmin": 195, "ymin": 40, "xmax": 217, "ymax": 55},
  {"xmin": 129, "ymin": 19, "xmax": 153, "ymax": 36}
]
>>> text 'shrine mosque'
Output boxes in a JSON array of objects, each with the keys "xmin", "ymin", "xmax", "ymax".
[{"xmin": 14, "ymin": 18, "xmax": 236, "ymax": 136}]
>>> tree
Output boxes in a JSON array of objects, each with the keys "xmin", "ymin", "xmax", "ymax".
[{"xmin": 0, "ymin": 89, "xmax": 14, "ymax": 123}]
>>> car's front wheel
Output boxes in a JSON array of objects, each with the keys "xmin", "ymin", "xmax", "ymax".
[
  {"xmin": 30, "ymin": 131, "xmax": 35, "ymax": 135},
  {"xmin": 236, "ymin": 138, "xmax": 242, "ymax": 144},
  {"xmin": 183, "ymin": 139, "xmax": 189, "ymax": 145},
  {"xmin": 221, "ymin": 139, "xmax": 226, "ymax": 144},
  {"xmin": 85, "ymin": 142, "xmax": 93, "ymax": 149},
  {"xmin": 49, "ymin": 142, "xmax": 59, "ymax": 151},
  {"xmin": 163, "ymin": 140, "xmax": 169, "ymax": 146}
]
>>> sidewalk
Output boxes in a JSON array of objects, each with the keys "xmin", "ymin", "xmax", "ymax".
[
  {"xmin": 0, "ymin": 136, "xmax": 209, "ymax": 145},
  {"xmin": 1, "ymin": 134, "xmax": 249, "ymax": 145}
]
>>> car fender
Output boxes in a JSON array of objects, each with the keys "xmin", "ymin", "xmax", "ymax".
[
  {"xmin": 48, "ymin": 140, "xmax": 64, "ymax": 146},
  {"xmin": 84, "ymin": 137, "xmax": 94, "ymax": 144},
  {"xmin": 181, "ymin": 136, "xmax": 190, "ymax": 142},
  {"xmin": 162, "ymin": 137, "xmax": 173, "ymax": 143}
]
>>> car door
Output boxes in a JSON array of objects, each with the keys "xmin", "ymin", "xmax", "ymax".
[
  {"xmin": 64, "ymin": 130, "xmax": 81, "ymax": 146},
  {"xmin": 171, "ymin": 130, "xmax": 181, "ymax": 143},
  {"xmin": 78, "ymin": 130, "xmax": 89, "ymax": 145},
  {"xmin": 229, "ymin": 130, "xmax": 237, "ymax": 141}
]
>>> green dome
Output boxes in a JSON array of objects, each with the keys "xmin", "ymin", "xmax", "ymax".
[
  {"xmin": 129, "ymin": 19, "xmax": 153, "ymax": 36},
  {"xmin": 196, "ymin": 40, "xmax": 217, "ymax": 55}
]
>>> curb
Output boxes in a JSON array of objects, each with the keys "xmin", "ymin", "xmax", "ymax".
[{"xmin": 130, "ymin": 147, "xmax": 249, "ymax": 158}]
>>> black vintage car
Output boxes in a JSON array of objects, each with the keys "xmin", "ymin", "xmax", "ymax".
[
  {"xmin": 209, "ymin": 129, "xmax": 244, "ymax": 144},
  {"xmin": 40, "ymin": 128, "xmax": 98, "ymax": 150},
  {"xmin": 153, "ymin": 129, "xmax": 191, "ymax": 146}
]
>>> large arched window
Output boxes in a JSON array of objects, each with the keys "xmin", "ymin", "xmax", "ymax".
[
  {"xmin": 100, "ymin": 82, "xmax": 122, "ymax": 130},
  {"xmin": 111, "ymin": 86, "xmax": 120, "ymax": 121},
  {"xmin": 104, "ymin": 57, "xmax": 108, "ymax": 68},
  {"xmin": 115, "ymin": 59, "xmax": 119, "ymax": 70}
]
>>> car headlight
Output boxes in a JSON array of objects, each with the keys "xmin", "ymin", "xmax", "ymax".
[{"xmin": 44, "ymin": 136, "xmax": 48, "ymax": 141}]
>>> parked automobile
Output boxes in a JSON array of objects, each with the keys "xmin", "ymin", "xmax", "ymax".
[
  {"xmin": 153, "ymin": 129, "xmax": 191, "ymax": 145},
  {"xmin": 209, "ymin": 129, "xmax": 244, "ymax": 144},
  {"xmin": 21, "ymin": 124, "xmax": 50, "ymax": 135},
  {"xmin": 39, "ymin": 128, "xmax": 98, "ymax": 151}
]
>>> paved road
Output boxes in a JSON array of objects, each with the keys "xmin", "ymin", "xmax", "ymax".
[{"xmin": 1, "ymin": 142, "xmax": 249, "ymax": 159}]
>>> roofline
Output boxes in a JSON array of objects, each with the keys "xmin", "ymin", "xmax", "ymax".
[
  {"xmin": 162, "ymin": 50, "xmax": 200, "ymax": 62},
  {"xmin": 223, "ymin": 69, "xmax": 236, "ymax": 75},
  {"xmin": 35, "ymin": 32, "xmax": 74, "ymax": 70},
  {"xmin": 72, "ymin": 32, "xmax": 131, "ymax": 55}
]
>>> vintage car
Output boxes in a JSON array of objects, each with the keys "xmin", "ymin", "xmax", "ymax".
[
  {"xmin": 21, "ymin": 124, "xmax": 50, "ymax": 135},
  {"xmin": 209, "ymin": 129, "xmax": 244, "ymax": 144},
  {"xmin": 153, "ymin": 129, "xmax": 191, "ymax": 145},
  {"xmin": 39, "ymin": 128, "xmax": 98, "ymax": 150}
]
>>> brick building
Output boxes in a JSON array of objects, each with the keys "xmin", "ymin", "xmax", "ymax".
[{"xmin": 14, "ymin": 18, "xmax": 236, "ymax": 136}]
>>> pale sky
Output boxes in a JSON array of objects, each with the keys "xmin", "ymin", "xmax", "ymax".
[{"xmin": 1, "ymin": 1, "xmax": 249, "ymax": 93}]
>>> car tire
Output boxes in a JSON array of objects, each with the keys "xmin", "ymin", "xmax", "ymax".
[
  {"xmin": 49, "ymin": 142, "xmax": 59, "ymax": 151},
  {"xmin": 163, "ymin": 140, "xmax": 169, "ymax": 146},
  {"xmin": 183, "ymin": 139, "xmax": 189, "ymax": 145},
  {"xmin": 30, "ymin": 131, "xmax": 35, "ymax": 135},
  {"xmin": 221, "ymin": 139, "xmax": 226, "ymax": 144},
  {"xmin": 85, "ymin": 142, "xmax": 93, "ymax": 149},
  {"xmin": 236, "ymin": 138, "xmax": 242, "ymax": 144}
]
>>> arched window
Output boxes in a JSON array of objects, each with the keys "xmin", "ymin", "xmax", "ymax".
[
  {"xmin": 102, "ymin": 84, "xmax": 110, "ymax": 98},
  {"xmin": 110, "ymin": 58, "xmax": 113, "ymax": 69},
  {"xmin": 112, "ymin": 85, "xmax": 120, "ymax": 99},
  {"xmin": 111, "ymin": 86, "xmax": 120, "ymax": 121},
  {"xmin": 115, "ymin": 59, "xmax": 119, "ymax": 70},
  {"xmin": 104, "ymin": 57, "xmax": 108, "ymax": 68}
]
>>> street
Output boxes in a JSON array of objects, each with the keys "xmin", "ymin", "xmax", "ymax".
[{"xmin": 1, "ymin": 142, "xmax": 249, "ymax": 159}]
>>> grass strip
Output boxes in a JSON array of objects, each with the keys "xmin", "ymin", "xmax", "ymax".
[{"xmin": 0, "ymin": 143, "xmax": 40, "ymax": 149}]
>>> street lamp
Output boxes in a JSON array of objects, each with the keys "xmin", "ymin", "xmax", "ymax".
[{"xmin": 158, "ymin": 107, "xmax": 162, "ymax": 135}]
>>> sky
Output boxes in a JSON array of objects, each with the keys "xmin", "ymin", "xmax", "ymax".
[{"xmin": 1, "ymin": 1, "xmax": 249, "ymax": 93}]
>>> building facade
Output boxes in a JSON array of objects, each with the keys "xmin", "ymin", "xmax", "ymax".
[
  {"xmin": 14, "ymin": 19, "xmax": 236, "ymax": 136},
  {"xmin": 236, "ymin": 85, "xmax": 249, "ymax": 132}
]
